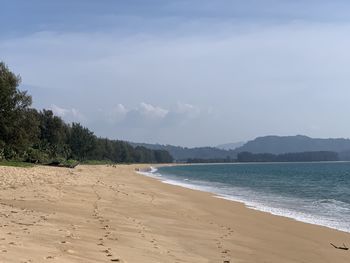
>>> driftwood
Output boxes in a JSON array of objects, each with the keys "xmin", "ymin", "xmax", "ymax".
[{"xmin": 330, "ymin": 243, "xmax": 349, "ymax": 250}]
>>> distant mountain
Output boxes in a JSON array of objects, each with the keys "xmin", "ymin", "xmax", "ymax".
[
  {"xmin": 234, "ymin": 135, "xmax": 350, "ymax": 155},
  {"xmin": 216, "ymin": 141, "xmax": 245, "ymax": 150},
  {"xmin": 130, "ymin": 135, "xmax": 350, "ymax": 162},
  {"xmin": 236, "ymin": 151, "xmax": 339, "ymax": 162},
  {"xmin": 129, "ymin": 142, "xmax": 236, "ymax": 161}
]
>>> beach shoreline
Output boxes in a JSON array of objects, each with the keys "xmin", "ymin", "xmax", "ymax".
[
  {"xmin": 0, "ymin": 164, "xmax": 349, "ymax": 262},
  {"xmin": 143, "ymin": 163, "xmax": 350, "ymax": 234}
]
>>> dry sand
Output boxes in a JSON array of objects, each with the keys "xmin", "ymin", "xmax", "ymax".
[{"xmin": 0, "ymin": 164, "xmax": 349, "ymax": 263}]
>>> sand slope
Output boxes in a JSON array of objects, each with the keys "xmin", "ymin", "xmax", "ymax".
[{"xmin": 0, "ymin": 164, "xmax": 349, "ymax": 263}]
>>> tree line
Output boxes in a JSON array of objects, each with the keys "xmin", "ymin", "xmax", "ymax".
[
  {"xmin": 0, "ymin": 62, "xmax": 173, "ymax": 165},
  {"xmin": 236, "ymin": 151, "xmax": 339, "ymax": 163},
  {"xmin": 186, "ymin": 157, "xmax": 235, "ymax": 163}
]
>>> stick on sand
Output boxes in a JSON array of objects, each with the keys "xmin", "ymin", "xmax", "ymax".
[{"xmin": 330, "ymin": 243, "xmax": 349, "ymax": 250}]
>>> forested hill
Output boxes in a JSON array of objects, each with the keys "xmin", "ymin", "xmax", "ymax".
[
  {"xmin": 130, "ymin": 143, "xmax": 237, "ymax": 161},
  {"xmin": 216, "ymin": 141, "xmax": 245, "ymax": 150},
  {"xmin": 132, "ymin": 135, "xmax": 350, "ymax": 162},
  {"xmin": 234, "ymin": 135, "xmax": 350, "ymax": 155},
  {"xmin": 0, "ymin": 62, "xmax": 173, "ymax": 165},
  {"xmin": 236, "ymin": 151, "xmax": 339, "ymax": 162}
]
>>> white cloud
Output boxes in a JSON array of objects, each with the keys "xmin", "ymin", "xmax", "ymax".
[
  {"xmin": 137, "ymin": 102, "xmax": 169, "ymax": 119},
  {"xmin": 50, "ymin": 104, "xmax": 69, "ymax": 117},
  {"xmin": 49, "ymin": 104, "xmax": 86, "ymax": 123},
  {"xmin": 107, "ymin": 103, "xmax": 129, "ymax": 123},
  {"xmin": 175, "ymin": 102, "xmax": 200, "ymax": 118}
]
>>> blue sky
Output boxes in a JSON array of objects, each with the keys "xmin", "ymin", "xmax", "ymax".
[{"xmin": 2, "ymin": 1, "xmax": 350, "ymax": 146}]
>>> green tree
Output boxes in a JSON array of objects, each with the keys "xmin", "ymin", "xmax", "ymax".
[
  {"xmin": 69, "ymin": 123, "xmax": 96, "ymax": 161},
  {"xmin": 37, "ymin": 109, "xmax": 70, "ymax": 158},
  {"xmin": 0, "ymin": 62, "xmax": 38, "ymax": 158}
]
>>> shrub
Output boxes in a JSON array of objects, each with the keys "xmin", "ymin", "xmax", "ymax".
[{"xmin": 25, "ymin": 148, "xmax": 50, "ymax": 164}]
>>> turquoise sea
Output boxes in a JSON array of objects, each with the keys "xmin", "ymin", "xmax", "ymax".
[{"xmin": 141, "ymin": 162, "xmax": 350, "ymax": 232}]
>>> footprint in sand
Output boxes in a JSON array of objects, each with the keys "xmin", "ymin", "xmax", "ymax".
[{"xmin": 102, "ymin": 248, "xmax": 113, "ymax": 257}]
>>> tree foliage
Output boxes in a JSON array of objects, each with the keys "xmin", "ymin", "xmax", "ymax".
[{"xmin": 0, "ymin": 62, "xmax": 38, "ymax": 158}]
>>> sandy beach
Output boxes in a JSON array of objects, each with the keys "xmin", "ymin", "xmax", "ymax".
[{"xmin": 0, "ymin": 164, "xmax": 349, "ymax": 263}]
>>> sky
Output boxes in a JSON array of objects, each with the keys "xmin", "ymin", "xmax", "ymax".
[{"xmin": 1, "ymin": 0, "xmax": 350, "ymax": 147}]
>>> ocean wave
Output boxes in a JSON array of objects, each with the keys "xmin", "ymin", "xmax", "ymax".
[
  {"xmin": 136, "ymin": 166, "xmax": 161, "ymax": 177},
  {"xmin": 311, "ymin": 199, "xmax": 350, "ymax": 213}
]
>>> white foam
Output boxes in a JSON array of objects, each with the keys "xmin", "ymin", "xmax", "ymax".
[
  {"xmin": 216, "ymin": 195, "xmax": 350, "ymax": 233},
  {"xmin": 136, "ymin": 166, "xmax": 162, "ymax": 177}
]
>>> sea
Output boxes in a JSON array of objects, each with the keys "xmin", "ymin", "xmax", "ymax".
[{"xmin": 139, "ymin": 162, "xmax": 350, "ymax": 233}]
